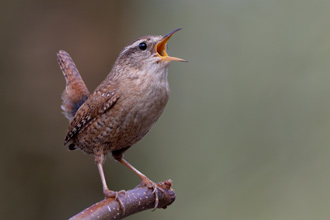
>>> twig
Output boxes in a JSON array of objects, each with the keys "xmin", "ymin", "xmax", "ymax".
[{"xmin": 69, "ymin": 180, "xmax": 175, "ymax": 220}]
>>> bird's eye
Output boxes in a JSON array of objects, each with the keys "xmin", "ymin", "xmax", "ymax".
[{"xmin": 139, "ymin": 42, "xmax": 147, "ymax": 50}]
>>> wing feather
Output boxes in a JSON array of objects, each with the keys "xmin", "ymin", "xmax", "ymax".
[{"xmin": 64, "ymin": 87, "xmax": 119, "ymax": 145}]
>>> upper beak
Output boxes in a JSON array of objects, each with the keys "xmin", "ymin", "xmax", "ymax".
[{"xmin": 155, "ymin": 28, "xmax": 187, "ymax": 62}]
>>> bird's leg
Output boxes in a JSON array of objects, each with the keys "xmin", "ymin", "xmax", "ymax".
[
  {"xmin": 97, "ymin": 162, "xmax": 114, "ymax": 197},
  {"xmin": 95, "ymin": 152, "xmax": 114, "ymax": 197},
  {"xmin": 95, "ymin": 153, "xmax": 126, "ymax": 212},
  {"xmin": 112, "ymin": 149, "xmax": 164, "ymax": 210}
]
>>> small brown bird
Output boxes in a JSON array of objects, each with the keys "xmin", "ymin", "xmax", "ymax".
[{"xmin": 57, "ymin": 29, "xmax": 185, "ymax": 207}]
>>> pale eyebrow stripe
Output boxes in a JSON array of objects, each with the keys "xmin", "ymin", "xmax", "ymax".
[{"xmin": 120, "ymin": 40, "xmax": 143, "ymax": 57}]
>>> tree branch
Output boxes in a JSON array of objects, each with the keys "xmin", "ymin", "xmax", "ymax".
[{"xmin": 69, "ymin": 180, "xmax": 175, "ymax": 220}]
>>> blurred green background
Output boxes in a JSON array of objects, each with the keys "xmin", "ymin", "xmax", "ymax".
[{"xmin": 2, "ymin": 0, "xmax": 330, "ymax": 219}]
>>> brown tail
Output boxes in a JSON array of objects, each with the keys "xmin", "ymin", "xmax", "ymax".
[{"xmin": 57, "ymin": 50, "xmax": 90, "ymax": 121}]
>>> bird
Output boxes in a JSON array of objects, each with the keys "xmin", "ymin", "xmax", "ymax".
[{"xmin": 57, "ymin": 28, "xmax": 186, "ymax": 208}]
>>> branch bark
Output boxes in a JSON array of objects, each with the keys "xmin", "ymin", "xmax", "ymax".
[{"xmin": 69, "ymin": 180, "xmax": 175, "ymax": 220}]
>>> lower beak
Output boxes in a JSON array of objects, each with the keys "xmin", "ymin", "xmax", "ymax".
[{"xmin": 155, "ymin": 28, "xmax": 187, "ymax": 62}]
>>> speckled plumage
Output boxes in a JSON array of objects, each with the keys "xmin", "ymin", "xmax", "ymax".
[
  {"xmin": 59, "ymin": 35, "xmax": 170, "ymax": 158},
  {"xmin": 57, "ymin": 29, "xmax": 185, "ymax": 204}
]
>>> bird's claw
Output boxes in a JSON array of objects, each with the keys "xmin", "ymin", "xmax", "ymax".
[
  {"xmin": 139, "ymin": 178, "xmax": 165, "ymax": 211},
  {"xmin": 104, "ymin": 189, "xmax": 127, "ymax": 214}
]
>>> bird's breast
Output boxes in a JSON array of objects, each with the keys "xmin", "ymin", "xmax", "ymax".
[
  {"xmin": 74, "ymin": 68, "xmax": 170, "ymax": 154},
  {"xmin": 102, "ymin": 77, "xmax": 169, "ymax": 151}
]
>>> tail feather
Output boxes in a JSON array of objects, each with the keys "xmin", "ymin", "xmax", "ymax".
[{"xmin": 57, "ymin": 50, "xmax": 90, "ymax": 121}]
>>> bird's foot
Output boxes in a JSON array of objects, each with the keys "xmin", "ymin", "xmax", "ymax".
[
  {"xmin": 104, "ymin": 189, "xmax": 127, "ymax": 214},
  {"xmin": 136, "ymin": 177, "xmax": 165, "ymax": 210}
]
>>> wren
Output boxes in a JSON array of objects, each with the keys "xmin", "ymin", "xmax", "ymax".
[{"xmin": 57, "ymin": 28, "xmax": 186, "ymax": 208}]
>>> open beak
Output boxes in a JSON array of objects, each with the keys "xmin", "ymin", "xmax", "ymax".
[{"xmin": 155, "ymin": 28, "xmax": 187, "ymax": 62}]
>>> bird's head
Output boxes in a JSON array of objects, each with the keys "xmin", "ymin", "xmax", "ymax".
[{"xmin": 115, "ymin": 28, "xmax": 186, "ymax": 72}]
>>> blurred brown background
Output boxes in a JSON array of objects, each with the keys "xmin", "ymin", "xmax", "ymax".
[{"xmin": 2, "ymin": 0, "xmax": 330, "ymax": 219}]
